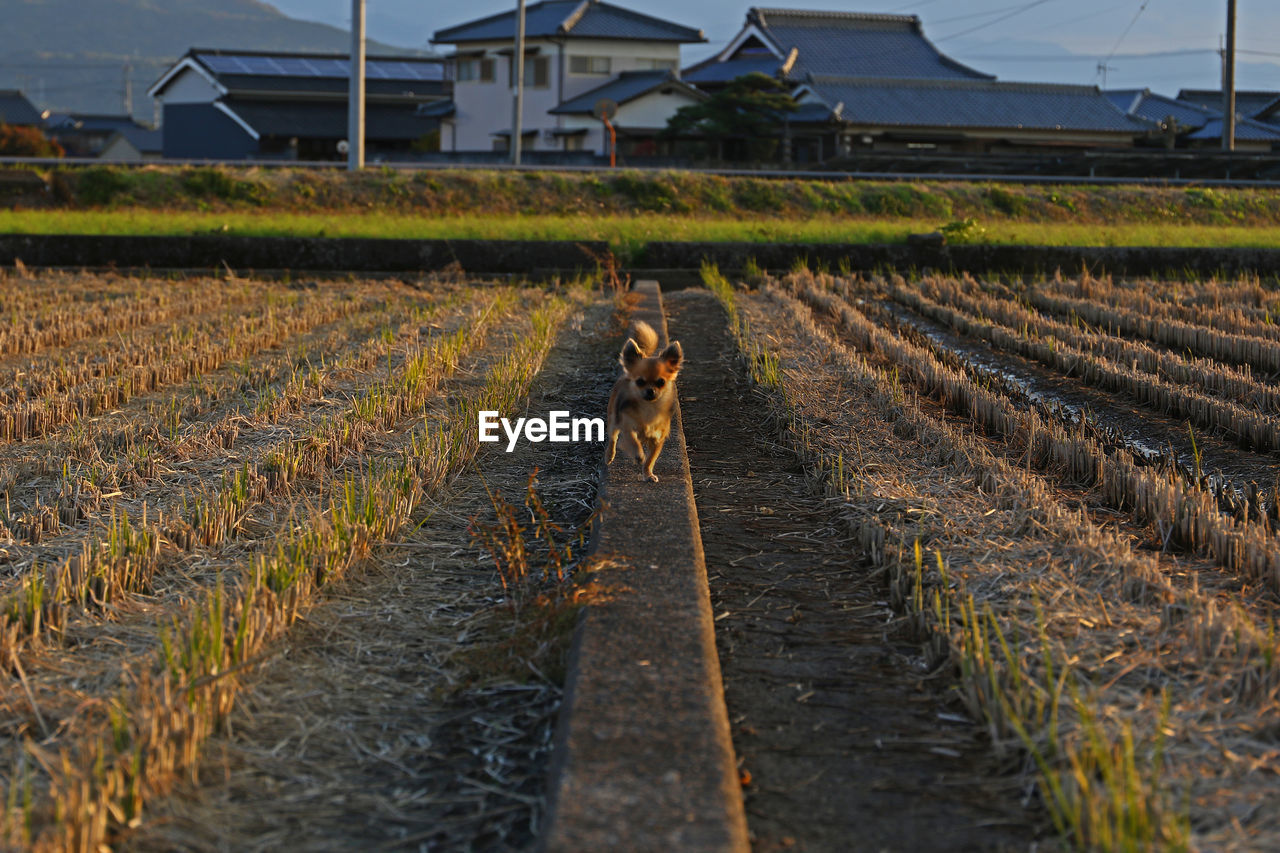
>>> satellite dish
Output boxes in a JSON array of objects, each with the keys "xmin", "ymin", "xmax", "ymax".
[
  {"xmin": 337, "ymin": 140, "xmax": 350, "ymax": 154},
  {"xmin": 592, "ymin": 98, "xmax": 618, "ymax": 121}
]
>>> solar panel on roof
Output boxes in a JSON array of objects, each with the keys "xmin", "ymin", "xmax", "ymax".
[
  {"xmin": 273, "ymin": 57, "xmax": 312, "ymax": 75},
  {"xmin": 195, "ymin": 52, "xmax": 440, "ymax": 81},
  {"xmin": 318, "ymin": 58, "xmax": 349, "ymax": 77},
  {"xmin": 197, "ymin": 55, "xmax": 240, "ymax": 74}
]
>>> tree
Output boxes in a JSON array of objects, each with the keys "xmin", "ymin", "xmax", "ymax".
[
  {"xmin": 661, "ymin": 72, "xmax": 796, "ymax": 163},
  {"xmin": 0, "ymin": 124, "xmax": 63, "ymax": 157}
]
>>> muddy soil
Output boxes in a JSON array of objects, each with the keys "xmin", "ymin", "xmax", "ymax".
[
  {"xmin": 666, "ymin": 290, "xmax": 1037, "ymax": 853},
  {"xmin": 880, "ymin": 298, "xmax": 1280, "ymax": 490}
]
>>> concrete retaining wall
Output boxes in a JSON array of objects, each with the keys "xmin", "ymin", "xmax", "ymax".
[
  {"xmin": 639, "ymin": 241, "xmax": 1280, "ymax": 278},
  {"xmin": 4, "ymin": 234, "xmax": 1280, "ymax": 278},
  {"xmin": 0, "ymin": 234, "xmax": 608, "ymax": 275}
]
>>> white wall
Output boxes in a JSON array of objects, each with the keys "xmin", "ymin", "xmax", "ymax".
[
  {"xmin": 560, "ymin": 39, "xmax": 682, "ymax": 102},
  {"xmin": 156, "ymin": 67, "xmax": 221, "ymax": 105},
  {"xmin": 447, "ymin": 38, "xmax": 564, "ymax": 152},
  {"xmin": 445, "ymin": 37, "xmax": 688, "ymax": 152}
]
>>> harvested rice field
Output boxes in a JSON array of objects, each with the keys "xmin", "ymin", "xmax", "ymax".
[
  {"xmin": 704, "ymin": 265, "xmax": 1280, "ymax": 851},
  {"xmin": 0, "ymin": 267, "xmax": 616, "ymax": 851},
  {"xmin": 4, "ymin": 260, "xmax": 1280, "ymax": 851}
]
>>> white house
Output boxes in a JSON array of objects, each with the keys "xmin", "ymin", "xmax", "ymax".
[{"xmin": 431, "ymin": 0, "xmax": 706, "ymax": 157}]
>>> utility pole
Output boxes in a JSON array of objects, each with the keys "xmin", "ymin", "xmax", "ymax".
[
  {"xmin": 511, "ymin": 0, "xmax": 526, "ymax": 165},
  {"xmin": 123, "ymin": 59, "xmax": 133, "ymax": 117},
  {"xmin": 348, "ymin": 0, "xmax": 366, "ymax": 170},
  {"xmin": 1222, "ymin": 0, "xmax": 1236, "ymax": 152}
]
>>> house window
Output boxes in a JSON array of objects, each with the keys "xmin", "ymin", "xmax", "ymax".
[
  {"xmin": 569, "ymin": 55, "xmax": 611, "ymax": 75},
  {"xmin": 564, "ymin": 134, "xmax": 584, "ymax": 151},
  {"xmin": 509, "ymin": 56, "xmax": 549, "ymax": 88},
  {"xmin": 456, "ymin": 57, "xmax": 495, "ymax": 83},
  {"xmin": 637, "ymin": 58, "xmax": 678, "ymax": 71}
]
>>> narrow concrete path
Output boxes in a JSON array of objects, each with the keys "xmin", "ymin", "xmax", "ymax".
[
  {"xmin": 544, "ymin": 282, "xmax": 748, "ymax": 853},
  {"xmin": 666, "ymin": 289, "xmax": 1036, "ymax": 853}
]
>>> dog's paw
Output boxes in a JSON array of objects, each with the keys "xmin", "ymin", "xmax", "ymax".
[{"xmin": 644, "ymin": 473, "xmax": 659, "ymax": 483}]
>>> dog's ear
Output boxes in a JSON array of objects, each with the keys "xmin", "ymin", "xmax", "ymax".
[
  {"xmin": 620, "ymin": 338, "xmax": 644, "ymax": 370},
  {"xmin": 659, "ymin": 341, "xmax": 683, "ymax": 372}
]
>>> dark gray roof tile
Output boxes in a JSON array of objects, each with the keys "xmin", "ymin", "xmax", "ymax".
[
  {"xmin": 683, "ymin": 56, "xmax": 781, "ymax": 84},
  {"xmin": 747, "ymin": 8, "xmax": 991, "ymax": 80},
  {"xmin": 550, "ymin": 70, "xmax": 701, "ymax": 114},
  {"xmin": 1177, "ymin": 88, "xmax": 1280, "ymax": 118},
  {"xmin": 801, "ymin": 77, "xmax": 1147, "ymax": 134},
  {"xmin": 0, "ymin": 90, "xmax": 43, "ymax": 126},
  {"xmin": 1186, "ymin": 116, "xmax": 1280, "ymax": 142},
  {"xmin": 434, "ymin": 0, "xmax": 702, "ymax": 44}
]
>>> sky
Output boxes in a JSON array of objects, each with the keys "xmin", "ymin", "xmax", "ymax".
[{"xmin": 266, "ymin": 0, "xmax": 1280, "ymax": 96}]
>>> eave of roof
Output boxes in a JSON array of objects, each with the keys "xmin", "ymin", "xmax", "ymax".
[
  {"xmin": 549, "ymin": 69, "xmax": 705, "ymax": 114},
  {"xmin": 221, "ymin": 97, "xmax": 440, "ymax": 141}
]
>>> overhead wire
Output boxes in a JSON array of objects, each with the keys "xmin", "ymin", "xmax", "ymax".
[
  {"xmin": 1101, "ymin": 0, "xmax": 1153, "ymax": 69},
  {"xmin": 928, "ymin": 3, "xmax": 1045, "ymax": 27},
  {"xmin": 934, "ymin": 0, "xmax": 1062, "ymax": 42}
]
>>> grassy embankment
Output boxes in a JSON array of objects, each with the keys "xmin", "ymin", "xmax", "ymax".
[{"xmin": 4, "ymin": 164, "xmax": 1280, "ymax": 260}]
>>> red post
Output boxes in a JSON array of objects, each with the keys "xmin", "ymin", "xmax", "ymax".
[{"xmin": 602, "ymin": 115, "xmax": 616, "ymax": 167}]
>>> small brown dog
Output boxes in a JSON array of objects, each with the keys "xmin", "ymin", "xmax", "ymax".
[{"xmin": 605, "ymin": 320, "xmax": 683, "ymax": 482}]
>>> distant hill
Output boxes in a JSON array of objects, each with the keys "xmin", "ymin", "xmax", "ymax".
[
  {"xmin": 266, "ymin": 0, "xmax": 451, "ymax": 50},
  {"xmin": 1, "ymin": 0, "xmax": 418, "ymax": 122}
]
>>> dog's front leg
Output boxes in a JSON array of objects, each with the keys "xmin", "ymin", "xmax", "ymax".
[
  {"xmin": 621, "ymin": 430, "xmax": 646, "ymax": 478},
  {"xmin": 642, "ymin": 435, "xmax": 665, "ymax": 483}
]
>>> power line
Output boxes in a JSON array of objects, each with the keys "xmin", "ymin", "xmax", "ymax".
[
  {"xmin": 1021, "ymin": 3, "xmax": 1131, "ymax": 35},
  {"xmin": 929, "ymin": 3, "xmax": 1041, "ymax": 27},
  {"xmin": 958, "ymin": 48, "xmax": 1213, "ymax": 61},
  {"xmin": 888, "ymin": 0, "xmax": 946, "ymax": 13},
  {"xmin": 1102, "ymin": 0, "xmax": 1153, "ymax": 68},
  {"xmin": 935, "ymin": 0, "xmax": 1063, "ymax": 42}
]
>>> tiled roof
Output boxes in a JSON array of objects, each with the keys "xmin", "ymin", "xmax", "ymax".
[
  {"xmin": 746, "ymin": 8, "xmax": 991, "ymax": 80},
  {"xmin": 1104, "ymin": 89, "xmax": 1280, "ymax": 142},
  {"xmin": 1177, "ymin": 88, "xmax": 1280, "ymax": 118},
  {"xmin": 683, "ymin": 56, "xmax": 781, "ymax": 85},
  {"xmin": 45, "ymin": 113, "xmax": 143, "ymax": 132},
  {"xmin": 799, "ymin": 77, "xmax": 1146, "ymax": 133},
  {"xmin": 550, "ymin": 70, "xmax": 702, "ymax": 114},
  {"xmin": 224, "ymin": 98, "xmax": 440, "ymax": 140},
  {"xmin": 1105, "ymin": 89, "xmax": 1212, "ymax": 130},
  {"xmin": 0, "ymin": 90, "xmax": 43, "ymax": 126},
  {"xmin": 109, "ymin": 126, "xmax": 163, "ymax": 154},
  {"xmin": 1186, "ymin": 116, "xmax": 1280, "ymax": 142},
  {"xmin": 433, "ymin": 0, "xmax": 703, "ymax": 44}
]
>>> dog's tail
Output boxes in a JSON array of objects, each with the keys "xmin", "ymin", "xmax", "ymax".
[{"xmin": 632, "ymin": 320, "xmax": 659, "ymax": 356}]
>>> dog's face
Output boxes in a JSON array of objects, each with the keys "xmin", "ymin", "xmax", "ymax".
[{"xmin": 620, "ymin": 340, "xmax": 682, "ymax": 402}]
